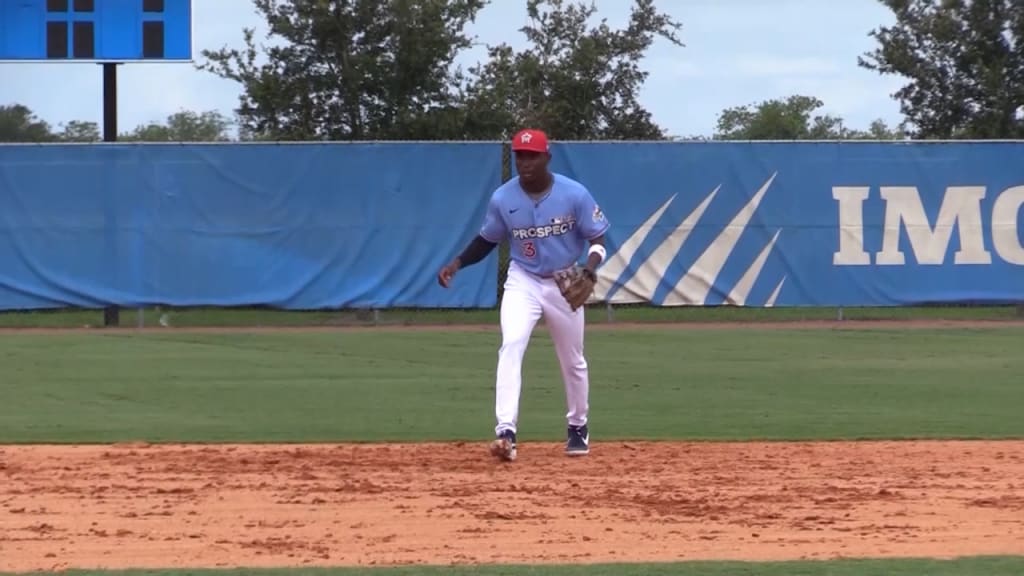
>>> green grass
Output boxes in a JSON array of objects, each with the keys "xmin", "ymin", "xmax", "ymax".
[
  {"xmin": 1, "ymin": 326, "xmax": 1022, "ymax": 444},
  {"xmin": 5, "ymin": 556, "xmax": 1024, "ymax": 575},
  {"xmin": 3, "ymin": 327, "xmax": 1023, "ymax": 574},
  {"xmin": 0, "ymin": 303, "xmax": 1020, "ymax": 328}
]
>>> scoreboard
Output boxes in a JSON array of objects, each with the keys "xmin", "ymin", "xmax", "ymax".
[{"xmin": 0, "ymin": 0, "xmax": 192, "ymax": 62}]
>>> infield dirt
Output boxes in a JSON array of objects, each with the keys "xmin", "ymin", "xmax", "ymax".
[{"xmin": 2, "ymin": 440, "xmax": 1023, "ymax": 572}]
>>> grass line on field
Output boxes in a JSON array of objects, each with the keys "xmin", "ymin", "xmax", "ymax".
[{"xmin": 0, "ymin": 303, "xmax": 1022, "ymax": 329}]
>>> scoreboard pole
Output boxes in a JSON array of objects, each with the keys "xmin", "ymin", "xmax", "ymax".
[{"xmin": 103, "ymin": 62, "xmax": 120, "ymax": 328}]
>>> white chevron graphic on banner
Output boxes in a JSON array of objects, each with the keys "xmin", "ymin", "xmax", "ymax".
[
  {"xmin": 602, "ymin": 186, "xmax": 720, "ymax": 303},
  {"xmin": 592, "ymin": 171, "xmax": 784, "ymax": 307},
  {"xmin": 663, "ymin": 172, "xmax": 778, "ymax": 305},
  {"xmin": 591, "ymin": 193, "xmax": 678, "ymax": 302},
  {"xmin": 726, "ymin": 228, "xmax": 781, "ymax": 306},
  {"xmin": 766, "ymin": 276, "xmax": 786, "ymax": 307}
]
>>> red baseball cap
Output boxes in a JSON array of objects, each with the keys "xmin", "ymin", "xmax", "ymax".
[{"xmin": 511, "ymin": 128, "xmax": 549, "ymax": 153}]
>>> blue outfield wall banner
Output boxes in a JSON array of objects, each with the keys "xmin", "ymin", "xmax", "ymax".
[
  {"xmin": 538, "ymin": 141, "xmax": 1024, "ymax": 307},
  {"xmin": 0, "ymin": 143, "xmax": 502, "ymax": 310},
  {"xmin": 2, "ymin": 140, "xmax": 1022, "ymax": 310}
]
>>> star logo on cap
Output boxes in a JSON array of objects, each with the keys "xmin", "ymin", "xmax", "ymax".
[{"xmin": 511, "ymin": 128, "xmax": 549, "ymax": 152}]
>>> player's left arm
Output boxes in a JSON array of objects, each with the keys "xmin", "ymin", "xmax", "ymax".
[
  {"xmin": 583, "ymin": 234, "xmax": 606, "ymax": 279},
  {"xmin": 576, "ymin": 187, "xmax": 610, "ymax": 279},
  {"xmin": 557, "ymin": 188, "xmax": 608, "ymax": 310}
]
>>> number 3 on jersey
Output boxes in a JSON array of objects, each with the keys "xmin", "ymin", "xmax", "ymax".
[{"xmin": 521, "ymin": 240, "xmax": 536, "ymax": 259}]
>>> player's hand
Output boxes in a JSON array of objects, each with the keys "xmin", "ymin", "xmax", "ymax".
[
  {"xmin": 438, "ymin": 260, "xmax": 460, "ymax": 288},
  {"xmin": 556, "ymin": 265, "xmax": 596, "ymax": 311}
]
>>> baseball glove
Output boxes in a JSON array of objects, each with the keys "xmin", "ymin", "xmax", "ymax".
[{"xmin": 554, "ymin": 265, "xmax": 597, "ymax": 311}]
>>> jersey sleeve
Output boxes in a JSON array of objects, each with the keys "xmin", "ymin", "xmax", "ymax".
[
  {"xmin": 575, "ymin": 186, "xmax": 610, "ymax": 240},
  {"xmin": 479, "ymin": 195, "xmax": 508, "ymax": 243}
]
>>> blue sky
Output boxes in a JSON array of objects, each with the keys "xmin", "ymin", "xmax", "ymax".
[{"xmin": 0, "ymin": 0, "xmax": 908, "ymax": 138}]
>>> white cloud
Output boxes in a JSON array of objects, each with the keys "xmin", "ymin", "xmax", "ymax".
[
  {"xmin": 730, "ymin": 55, "xmax": 841, "ymax": 78},
  {"xmin": 772, "ymin": 73, "xmax": 906, "ymax": 127},
  {"xmin": 647, "ymin": 57, "xmax": 704, "ymax": 79},
  {"xmin": 116, "ymin": 62, "xmax": 244, "ymax": 129}
]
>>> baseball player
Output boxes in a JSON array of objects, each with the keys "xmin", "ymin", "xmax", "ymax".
[{"xmin": 437, "ymin": 128, "xmax": 609, "ymax": 462}]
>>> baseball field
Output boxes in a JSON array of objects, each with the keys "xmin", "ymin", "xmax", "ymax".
[{"xmin": 1, "ymin": 306, "xmax": 1023, "ymax": 575}]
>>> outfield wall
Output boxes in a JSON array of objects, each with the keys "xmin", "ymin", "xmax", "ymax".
[{"xmin": 1, "ymin": 141, "xmax": 1022, "ymax": 311}]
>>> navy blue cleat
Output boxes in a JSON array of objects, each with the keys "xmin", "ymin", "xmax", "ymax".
[
  {"xmin": 566, "ymin": 424, "xmax": 590, "ymax": 456},
  {"xmin": 490, "ymin": 429, "xmax": 517, "ymax": 461}
]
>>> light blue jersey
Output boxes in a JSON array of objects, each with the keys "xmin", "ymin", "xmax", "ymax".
[{"xmin": 479, "ymin": 173, "xmax": 609, "ymax": 277}]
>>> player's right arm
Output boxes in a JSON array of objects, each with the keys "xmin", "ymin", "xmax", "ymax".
[{"xmin": 438, "ymin": 195, "xmax": 506, "ymax": 288}]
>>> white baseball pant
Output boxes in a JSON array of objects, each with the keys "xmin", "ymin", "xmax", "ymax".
[{"xmin": 494, "ymin": 260, "xmax": 589, "ymax": 435}]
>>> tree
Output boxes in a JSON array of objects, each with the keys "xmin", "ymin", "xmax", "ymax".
[
  {"xmin": 198, "ymin": 0, "xmax": 486, "ymax": 141},
  {"xmin": 713, "ymin": 95, "xmax": 905, "ymax": 140},
  {"xmin": 199, "ymin": 0, "xmax": 683, "ymax": 142},
  {"xmin": 58, "ymin": 120, "xmax": 101, "ymax": 142},
  {"xmin": 0, "ymin": 104, "xmax": 56, "ymax": 142},
  {"xmin": 856, "ymin": 118, "xmax": 907, "ymax": 140},
  {"xmin": 462, "ymin": 0, "xmax": 683, "ymax": 140},
  {"xmin": 859, "ymin": 0, "xmax": 1024, "ymax": 139},
  {"xmin": 121, "ymin": 110, "xmax": 233, "ymax": 142}
]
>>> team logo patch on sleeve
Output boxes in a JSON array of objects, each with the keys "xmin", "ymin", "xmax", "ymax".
[{"xmin": 593, "ymin": 204, "xmax": 605, "ymax": 222}]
